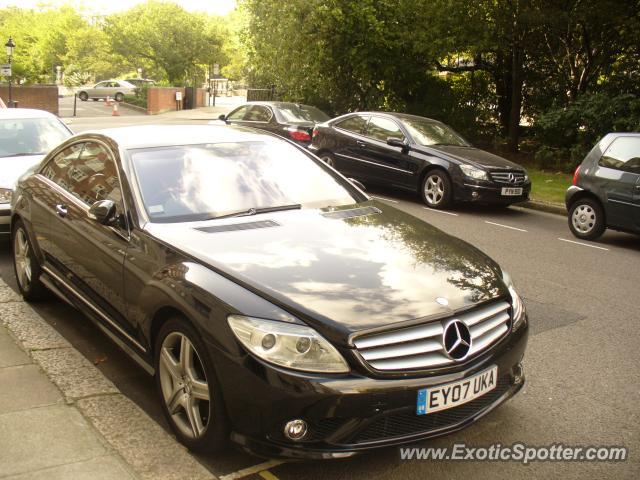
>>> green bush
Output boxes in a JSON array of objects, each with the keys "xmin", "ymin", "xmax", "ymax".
[{"xmin": 535, "ymin": 93, "xmax": 640, "ymax": 171}]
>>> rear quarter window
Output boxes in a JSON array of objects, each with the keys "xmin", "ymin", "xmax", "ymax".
[{"xmin": 599, "ymin": 137, "xmax": 640, "ymax": 174}]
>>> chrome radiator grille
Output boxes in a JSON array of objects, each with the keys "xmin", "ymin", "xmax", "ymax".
[
  {"xmin": 353, "ymin": 301, "xmax": 511, "ymax": 372},
  {"xmin": 490, "ymin": 171, "xmax": 527, "ymax": 184}
]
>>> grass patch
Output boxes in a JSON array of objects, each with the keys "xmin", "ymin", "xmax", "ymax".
[{"xmin": 527, "ymin": 167, "xmax": 572, "ymax": 205}]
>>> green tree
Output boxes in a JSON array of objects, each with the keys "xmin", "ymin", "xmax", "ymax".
[{"xmin": 104, "ymin": 1, "xmax": 224, "ymax": 85}]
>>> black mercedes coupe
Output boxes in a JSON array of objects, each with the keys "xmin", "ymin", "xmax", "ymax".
[{"xmin": 10, "ymin": 125, "xmax": 528, "ymax": 458}]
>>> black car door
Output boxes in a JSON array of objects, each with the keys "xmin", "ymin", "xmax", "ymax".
[
  {"xmin": 596, "ymin": 136, "xmax": 640, "ymax": 229},
  {"xmin": 40, "ymin": 140, "xmax": 134, "ymax": 338},
  {"xmin": 356, "ymin": 116, "xmax": 418, "ymax": 187},
  {"xmin": 328, "ymin": 114, "xmax": 369, "ymax": 176}
]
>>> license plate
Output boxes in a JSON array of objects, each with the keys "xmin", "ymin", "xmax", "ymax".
[
  {"xmin": 501, "ymin": 187, "xmax": 523, "ymax": 196},
  {"xmin": 416, "ymin": 366, "xmax": 497, "ymax": 415}
]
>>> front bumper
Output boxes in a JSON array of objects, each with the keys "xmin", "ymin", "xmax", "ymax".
[
  {"xmin": 454, "ymin": 181, "xmax": 531, "ymax": 205},
  {"xmin": 0, "ymin": 203, "xmax": 10, "ymax": 235},
  {"xmin": 210, "ymin": 318, "xmax": 528, "ymax": 459}
]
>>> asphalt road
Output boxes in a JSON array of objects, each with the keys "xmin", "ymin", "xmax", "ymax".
[
  {"xmin": 1, "ymin": 116, "xmax": 638, "ymax": 479},
  {"xmin": 59, "ymin": 95, "xmax": 145, "ymax": 118}
]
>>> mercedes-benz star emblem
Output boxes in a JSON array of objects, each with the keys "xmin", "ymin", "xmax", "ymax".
[
  {"xmin": 443, "ymin": 320, "xmax": 472, "ymax": 360},
  {"xmin": 508, "ymin": 173, "xmax": 516, "ymax": 183}
]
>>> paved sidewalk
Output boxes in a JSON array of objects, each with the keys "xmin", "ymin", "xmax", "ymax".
[{"xmin": 0, "ymin": 279, "xmax": 213, "ymax": 480}]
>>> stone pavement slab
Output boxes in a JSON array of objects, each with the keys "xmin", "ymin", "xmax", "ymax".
[
  {"xmin": 0, "ymin": 364, "xmax": 62, "ymax": 414},
  {"xmin": 0, "ymin": 404, "xmax": 108, "ymax": 477},
  {"xmin": 2, "ymin": 455, "xmax": 136, "ymax": 480},
  {"xmin": 0, "ymin": 328, "xmax": 30, "ymax": 367}
]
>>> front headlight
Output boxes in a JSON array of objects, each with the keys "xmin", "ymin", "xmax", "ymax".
[
  {"xmin": 502, "ymin": 270, "xmax": 526, "ymax": 327},
  {"xmin": 227, "ymin": 315, "xmax": 350, "ymax": 373},
  {"xmin": 0, "ymin": 188, "xmax": 12, "ymax": 204},
  {"xmin": 459, "ymin": 164, "xmax": 489, "ymax": 181}
]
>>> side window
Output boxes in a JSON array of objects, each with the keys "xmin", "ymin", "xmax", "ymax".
[
  {"xmin": 599, "ymin": 137, "xmax": 640, "ymax": 174},
  {"xmin": 69, "ymin": 142, "xmax": 123, "ymax": 207},
  {"xmin": 365, "ymin": 116, "xmax": 405, "ymax": 142},
  {"xmin": 41, "ymin": 143, "xmax": 84, "ymax": 191},
  {"xmin": 245, "ymin": 105, "xmax": 273, "ymax": 122},
  {"xmin": 335, "ymin": 115, "xmax": 368, "ymax": 134},
  {"xmin": 226, "ymin": 106, "xmax": 248, "ymax": 121},
  {"xmin": 95, "ymin": 82, "xmax": 107, "ymax": 88}
]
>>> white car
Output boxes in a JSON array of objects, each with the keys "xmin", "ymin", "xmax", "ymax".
[
  {"xmin": 0, "ymin": 109, "xmax": 72, "ymax": 238},
  {"xmin": 77, "ymin": 80, "xmax": 136, "ymax": 102}
]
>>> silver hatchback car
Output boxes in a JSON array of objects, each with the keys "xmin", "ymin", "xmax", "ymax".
[{"xmin": 77, "ymin": 80, "xmax": 136, "ymax": 102}]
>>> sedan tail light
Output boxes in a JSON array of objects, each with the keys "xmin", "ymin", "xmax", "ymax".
[
  {"xmin": 572, "ymin": 165, "xmax": 581, "ymax": 185},
  {"xmin": 287, "ymin": 128, "xmax": 311, "ymax": 142}
]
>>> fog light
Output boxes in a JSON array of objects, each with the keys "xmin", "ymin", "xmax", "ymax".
[
  {"xmin": 283, "ymin": 419, "xmax": 308, "ymax": 441},
  {"xmin": 472, "ymin": 191, "xmax": 479, "ymax": 198},
  {"xmin": 513, "ymin": 362, "xmax": 524, "ymax": 384}
]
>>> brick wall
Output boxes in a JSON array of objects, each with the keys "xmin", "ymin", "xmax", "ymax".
[
  {"xmin": 0, "ymin": 85, "xmax": 59, "ymax": 115},
  {"xmin": 147, "ymin": 87, "xmax": 185, "ymax": 115}
]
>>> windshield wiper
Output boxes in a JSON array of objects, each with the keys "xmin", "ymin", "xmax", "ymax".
[{"xmin": 207, "ymin": 203, "xmax": 301, "ymax": 220}]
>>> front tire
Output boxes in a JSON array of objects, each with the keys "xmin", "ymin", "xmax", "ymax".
[
  {"xmin": 115, "ymin": 92, "xmax": 124, "ymax": 102},
  {"xmin": 12, "ymin": 220, "xmax": 48, "ymax": 301},
  {"xmin": 421, "ymin": 169, "xmax": 452, "ymax": 208},
  {"xmin": 568, "ymin": 198, "xmax": 606, "ymax": 240},
  {"xmin": 155, "ymin": 318, "xmax": 229, "ymax": 452}
]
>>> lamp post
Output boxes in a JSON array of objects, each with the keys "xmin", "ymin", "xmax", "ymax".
[{"xmin": 5, "ymin": 37, "xmax": 15, "ymax": 107}]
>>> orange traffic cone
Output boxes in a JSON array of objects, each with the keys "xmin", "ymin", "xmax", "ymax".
[
  {"xmin": 112, "ymin": 102, "xmax": 120, "ymax": 116},
  {"xmin": 105, "ymin": 96, "xmax": 112, "ymax": 106}
]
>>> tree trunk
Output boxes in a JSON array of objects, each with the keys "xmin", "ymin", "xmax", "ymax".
[{"xmin": 507, "ymin": 48, "xmax": 524, "ymax": 153}]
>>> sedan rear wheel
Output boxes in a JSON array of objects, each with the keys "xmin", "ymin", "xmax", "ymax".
[
  {"xmin": 320, "ymin": 153, "xmax": 335, "ymax": 168},
  {"xmin": 421, "ymin": 170, "xmax": 452, "ymax": 208},
  {"xmin": 155, "ymin": 318, "xmax": 229, "ymax": 452},
  {"xmin": 115, "ymin": 92, "xmax": 124, "ymax": 102},
  {"xmin": 78, "ymin": 91, "xmax": 88, "ymax": 101},
  {"xmin": 12, "ymin": 220, "xmax": 48, "ymax": 301},
  {"xmin": 568, "ymin": 199, "xmax": 605, "ymax": 240}
]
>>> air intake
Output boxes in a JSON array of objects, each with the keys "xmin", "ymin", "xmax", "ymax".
[
  {"xmin": 195, "ymin": 220, "xmax": 280, "ymax": 234},
  {"xmin": 321, "ymin": 206, "xmax": 381, "ymax": 220}
]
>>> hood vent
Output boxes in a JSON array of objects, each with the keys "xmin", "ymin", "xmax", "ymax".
[
  {"xmin": 321, "ymin": 206, "xmax": 381, "ymax": 220},
  {"xmin": 195, "ymin": 219, "xmax": 280, "ymax": 234}
]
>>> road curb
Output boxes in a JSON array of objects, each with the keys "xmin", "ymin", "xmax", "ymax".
[
  {"xmin": 0, "ymin": 279, "xmax": 215, "ymax": 480},
  {"xmin": 521, "ymin": 200, "xmax": 566, "ymax": 216}
]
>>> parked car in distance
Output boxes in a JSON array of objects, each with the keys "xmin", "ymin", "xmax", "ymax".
[
  {"xmin": 0, "ymin": 108, "xmax": 72, "ymax": 238},
  {"xmin": 124, "ymin": 78, "xmax": 156, "ymax": 88},
  {"xmin": 310, "ymin": 112, "xmax": 531, "ymax": 209},
  {"xmin": 77, "ymin": 80, "xmax": 136, "ymax": 102},
  {"xmin": 11, "ymin": 124, "xmax": 528, "ymax": 458},
  {"xmin": 218, "ymin": 101, "xmax": 331, "ymax": 146},
  {"xmin": 566, "ymin": 133, "xmax": 640, "ymax": 240}
]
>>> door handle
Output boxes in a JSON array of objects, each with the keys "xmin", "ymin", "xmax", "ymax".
[
  {"xmin": 635, "ymin": 185, "xmax": 640, "ymax": 191},
  {"xmin": 55, "ymin": 204, "xmax": 68, "ymax": 217},
  {"xmin": 356, "ymin": 141, "xmax": 367, "ymax": 148}
]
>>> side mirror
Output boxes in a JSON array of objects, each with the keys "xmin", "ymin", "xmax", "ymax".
[
  {"xmin": 89, "ymin": 199, "xmax": 117, "ymax": 225},
  {"xmin": 218, "ymin": 114, "xmax": 227, "ymax": 121},
  {"xmin": 348, "ymin": 178, "xmax": 366, "ymax": 192},
  {"xmin": 387, "ymin": 137, "xmax": 410, "ymax": 152}
]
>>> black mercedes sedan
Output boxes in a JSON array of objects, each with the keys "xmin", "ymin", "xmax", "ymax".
[
  {"xmin": 10, "ymin": 125, "xmax": 528, "ymax": 458},
  {"xmin": 218, "ymin": 101, "xmax": 330, "ymax": 147},
  {"xmin": 310, "ymin": 112, "xmax": 531, "ymax": 208}
]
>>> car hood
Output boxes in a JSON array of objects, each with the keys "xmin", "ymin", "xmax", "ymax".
[
  {"xmin": 145, "ymin": 201, "xmax": 506, "ymax": 345},
  {"xmin": 424, "ymin": 145, "xmax": 524, "ymax": 170},
  {"xmin": 0, "ymin": 154, "xmax": 45, "ymax": 189}
]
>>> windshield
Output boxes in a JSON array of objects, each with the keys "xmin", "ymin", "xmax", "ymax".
[
  {"xmin": 402, "ymin": 119, "xmax": 470, "ymax": 147},
  {"xmin": 0, "ymin": 117, "xmax": 71, "ymax": 157},
  {"xmin": 277, "ymin": 104, "xmax": 330, "ymax": 123},
  {"xmin": 130, "ymin": 140, "xmax": 357, "ymax": 223}
]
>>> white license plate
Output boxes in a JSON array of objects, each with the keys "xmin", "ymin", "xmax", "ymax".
[
  {"xmin": 416, "ymin": 366, "xmax": 497, "ymax": 415},
  {"xmin": 501, "ymin": 187, "xmax": 523, "ymax": 196}
]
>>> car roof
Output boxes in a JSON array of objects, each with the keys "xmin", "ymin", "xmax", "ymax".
[
  {"xmin": 245, "ymin": 101, "xmax": 318, "ymax": 109},
  {"xmin": 0, "ymin": 108, "xmax": 58, "ymax": 119},
  {"xmin": 344, "ymin": 111, "xmax": 440, "ymax": 123},
  {"xmin": 79, "ymin": 124, "xmax": 279, "ymax": 149}
]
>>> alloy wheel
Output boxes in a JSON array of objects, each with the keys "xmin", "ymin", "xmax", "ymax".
[
  {"xmin": 320, "ymin": 155, "xmax": 334, "ymax": 167},
  {"xmin": 424, "ymin": 174, "xmax": 445, "ymax": 205},
  {"xmin": 13, "ymin": 228, "xmax": 32, "ymax": 291},
  {"xmin": 571, "ymin": 204, "xmax": 596, "ymax": 234},
  {"xmin": 158, "ymin": 332, "xmax": 211, "ymax": 440}
]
